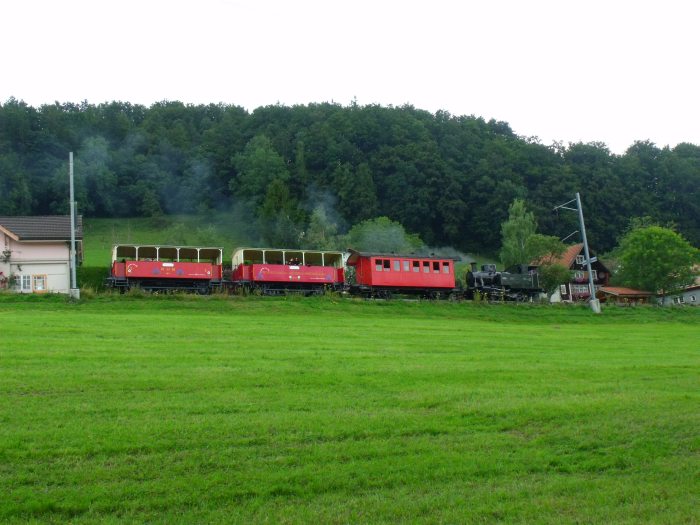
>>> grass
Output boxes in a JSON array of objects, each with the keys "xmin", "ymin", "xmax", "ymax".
[
  {"xmin": 81, "ymin": 214, "xmax": 254, "ymax": 267},
  {"xmin": 1, "ymin": 294, "xmax": 698, "ymax": 523}
]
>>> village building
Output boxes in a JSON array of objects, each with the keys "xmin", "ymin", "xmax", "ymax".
[
  {"xmin": 0, "ymin": 216, "xmax": 83, "ymax": 294},
  {"xmin": 596, "ymin": 286, "xmax": 654, "ymax": 305},
  {"xmin": 542, "ymin": 243, "xmax": 611, "ymax": 302},
  {"xmin": 657, "ymin": 277, "xmax": 700, "ymax": 306}
]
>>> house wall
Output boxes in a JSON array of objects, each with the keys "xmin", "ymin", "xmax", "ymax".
[
  {"xmin": 558, "ymin": 256, "xmax": 610, "ymax": 302},
  {"xmin": 7, "ymin": 238, "xmax": 70, "ymax": 261},
  {"xmin": 2, "ymin": 237, "xmax": 73, "ymax": 294},
  {"xmin": 659, "ymin": 289, "xmax": 699, "ymax": 306}
]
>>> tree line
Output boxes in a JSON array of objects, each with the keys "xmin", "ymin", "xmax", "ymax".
[{"xmin": 1, "ymin": 98, "xmax": 698, "ymax": 254}]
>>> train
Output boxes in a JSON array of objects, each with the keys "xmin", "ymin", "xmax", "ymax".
[
  {"xmin": 105, "ymin": 243, "xmax": 544, "ymax": 301},
  {"xmin": 465, "ymin": 263, "xmax": 542, "ymax": 301}
]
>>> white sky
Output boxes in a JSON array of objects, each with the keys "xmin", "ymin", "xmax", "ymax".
[{"xmin": 2, "ymin": 0, "xmax": 698, "ymax": 154}]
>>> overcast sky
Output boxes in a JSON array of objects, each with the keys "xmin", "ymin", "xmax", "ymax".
[{"xmin": 3, "ymin": 0, "xmax": 698, "ymax": 154}]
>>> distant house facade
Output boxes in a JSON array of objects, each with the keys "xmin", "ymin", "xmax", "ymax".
[
  {"xmin": 544, "ymin": 243, "xmax": 611, "ymax": 302},
  {"xmin": 658, "ymin": 283, "xmax": 700, "ymax": 306},
  {"xmin": 0, "ymin": 216, "xmax": 83, "ymax": 294}
]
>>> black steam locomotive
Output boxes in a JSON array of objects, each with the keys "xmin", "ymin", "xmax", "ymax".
[{"xmin": 465, "ymin": 263, "xmax": 543, "ymax": 301}]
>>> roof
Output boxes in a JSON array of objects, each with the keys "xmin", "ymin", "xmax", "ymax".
[
  {"xmin": 536, "ymin": 243, "xmax": 583, "ymax": 268},
  {"xmin": 0, "ymin": 215, "xmax": 83, "ymax": 241},
  {"xmin": 346, "ymin": 249, "xmax": 458, "ymax": 266},
  {"xmin": 598, "ymin": 286, "xmax": 653, "ymax": 298},
  {"xmin": 534, "ymin": 243, "xmax": 611, "ymax": 272}
]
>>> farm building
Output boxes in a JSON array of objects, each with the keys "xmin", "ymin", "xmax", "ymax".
[
  {"xmin": 596, "ymin": 286, "xmax": 654, "ymax": 305},
  {"xmin": 0, "ymin": 215, "xmax": 82, "ymax": 294}
]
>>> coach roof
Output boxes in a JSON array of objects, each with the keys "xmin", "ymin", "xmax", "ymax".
[{"xmin": 346, "ymin": 249, "xmax": 459, "ymax": 265}]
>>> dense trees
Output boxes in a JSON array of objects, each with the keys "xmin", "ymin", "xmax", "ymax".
[
  {"xmin": 1, "ymin": 98, "xmax": 698, "ymax": 254},
  {"xmin": 614, "ymin": 226, "xmax": 699, "ymax": 298}
]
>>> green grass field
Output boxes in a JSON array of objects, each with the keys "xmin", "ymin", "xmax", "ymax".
[
  {"xmin": 1, "ymin": 294, "xmax": 698, "ymax": 523},
  {"xmin": 80, "ymin": 215, "xmax": 254, "ymax": 267}
]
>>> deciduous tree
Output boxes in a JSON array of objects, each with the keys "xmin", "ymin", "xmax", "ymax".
[{"xmin": 616, "ymin": 226, "xmax": 699, "ymax": 299}]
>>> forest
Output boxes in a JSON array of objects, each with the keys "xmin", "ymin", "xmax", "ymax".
[{"xmin": 1, "ymin": 98, "xmax": 698, "ymax": 254}]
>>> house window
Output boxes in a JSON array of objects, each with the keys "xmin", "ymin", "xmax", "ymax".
[
  {"xmin": 33, "ymin": 275, "xmax": 47, "ymax": 293},
  {"xmin": 375, "ymin": 259, "xmax": 383, "ymax": 271},
  {"xmin": 403, "ymin": 260, "xmax": 410, "ymax": 272},
  {"xmin": 442, "ymin": 262, "xmax": 450, "ymax": 274},
  {"xmin": 574, "ymin": 271, "xmax": 584, "ymax": 280},
  {"xmin": 560, "ymin": 284, "xmax": 567, "ymax": 295},
  {"xmin": 689, "ymin": 295, "xmax": 696, "ymax": 303},
  {"xmin": 576, "ymin": 255, "xmax": 585, "ymax": 265},
  {"xmin": 591, "ymin": 270, "xmax": 598, "ymax": 281},
  {"xmin": 393, "ymin": 260, "xmax": 401, "ymax": 271},
  {"xmin": 20, "ymin": 275, "xmax": 31, "ymax": 292},
  {"xmin": 674, "ymin": 297, "xmax": 684, "ymax": 305}
]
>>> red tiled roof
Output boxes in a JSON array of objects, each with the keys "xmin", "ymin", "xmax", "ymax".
[
  {"xmin": 535, "ymin": 243, "xmax": 583, "ymax": 267},
  {"xmin": 598, "ymin": 286, "xmax": 653, "ymax": 297},
  {"xmin": 558, "ymin": 243, "xmax": 583, "ymax": 268}
]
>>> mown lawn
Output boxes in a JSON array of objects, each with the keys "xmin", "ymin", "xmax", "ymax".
[{"xmin": 1, "ymin": 295, "xmax": 698, "ymax": 523}]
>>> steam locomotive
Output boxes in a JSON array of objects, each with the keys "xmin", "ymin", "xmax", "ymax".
[{"xmin": 465, "ymin": 263, "xmax": 543, "ymax": 301}]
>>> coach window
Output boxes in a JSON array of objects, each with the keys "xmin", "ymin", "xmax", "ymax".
[
  {"xmin": 442, "ymin": 262, "xmax": 450, "ymax": 274},
  {"xmin": 412, "ymin": 261, "xmax": 420, "ymax": 272},
  {"xmin": 383, "ymin": 260, "xmax": 391, "ymax": 271},
  {"xmin": 403, "ymin": 260, "xmax": 410, "ymax": 272},
  {"xmin": 393, "ymin": 260, "xmax": 400, "ymax": 271},
  {"xmin": 432, "ymin": 261, "xmax": 439, "ymax": 273},
  {"xmin": 423, "ymin": 261, "xmax": 430, "ymax": 273},
  {"xmin": 375, "ymin": 259, "xmax": 383, "ymax": 271}
]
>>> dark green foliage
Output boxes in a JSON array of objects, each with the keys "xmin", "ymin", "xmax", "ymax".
[
  {"xmin": 76, "ymin": 266, "xmax": 109, "ymax": 290},
  {"xmin": 615, "ymin": 225, "xmax": 699, "ymax": 296},
  {"xmin": 1, "ymin": 99, "xmax": 698, "ymax": 254},
  {"xmin": 347, "ymin": 216, "xmax": 424, "ymax": 253},
  {"xmin": 500, "ymin": 199, "xmax": 537, "ymax": 267}
]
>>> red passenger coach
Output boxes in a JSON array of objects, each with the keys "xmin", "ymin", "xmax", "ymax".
[
  {"xmin": 231, "ymin": 247, "xmax": 345, "ymax": 295},
  {"xmin": 106, "ymin": 244, "xmax": 224, "ymax": 293},
  {"xmin": 347, "ymin": 249, "xmax": 457, "ymax": 298}
]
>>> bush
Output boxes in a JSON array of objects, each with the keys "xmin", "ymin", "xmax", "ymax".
[{"xmin": 77, "ymin": 266, "xmax": 109, "ymax": 290}]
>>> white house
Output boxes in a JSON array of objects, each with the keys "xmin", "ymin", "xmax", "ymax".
[{"xmin": 0, "ymin": 216, "xmax": 83, "ymax": 294}]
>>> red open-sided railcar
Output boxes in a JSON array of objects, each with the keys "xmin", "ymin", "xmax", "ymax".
[
  {"xmin": 106, "ymin": 244, "xmax": 223, "ymax": 294},
  {"xmin": 230, "ymin": 247, "xmax": 345, "ymax": 295}
]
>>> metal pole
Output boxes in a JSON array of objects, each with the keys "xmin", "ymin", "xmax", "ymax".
[
  {"xmin": 575, "ymin": 192, "xmax": 599, "ymax": 313},
  {"xmin": 69, "ymin": 152, "xmax": 79, "ymax": 299}
]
